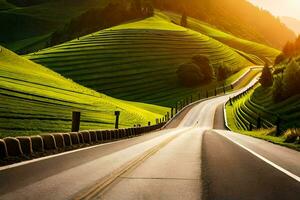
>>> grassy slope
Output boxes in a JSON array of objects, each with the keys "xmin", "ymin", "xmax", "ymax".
[
  {"xmin": 0, "ymin": 0, "xmax": 111, "ymax": 51},
  {"xmin": 26, "ymin": 13, "xmax": 253, "ymax": 106},
  {"xmin": 226, "ymin": 84, "xmax": 300, "ymax": 150},
  {"xmin": 0, "ymin": 46, "xmax": 169, "ymax": 137},
  {"xmin": 164, "ymin": 11, "xmax": 280, "ymax": 64}
]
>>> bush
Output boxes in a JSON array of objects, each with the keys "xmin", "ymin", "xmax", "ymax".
[
  {"xmin": 181, "ymin": 12, "xmax": 187, "ymax": 27},
  {"xmin": 177, "ymin": 55, "xmax": 214, "ymax": 87},
  {"xmin": 260, "ymin": 64, "xmax": 273, "ymax": 87},
  {"xmin": 177, "ymin": 63, "xmax": 206, "ymax": 87},
  {"xmin": 274, "ymin": 54, "xmax": 286, "ymax": 65},
  {"xmin": 192, "ymin": 55, "xmax": 214, "ymax": 80},
  {"xmin": 216, "ymin": 63, "xmax": 230, "ymax": 81},
  {"xmin": 284, "ymin": 129, "xmax": 300, "ymax": 143},
  {"xmin": 272, "ymin": 76, "xmax": 285, "ymax": 102},
  {"xmin": 283, "ymin": 59, "xmax": 300, "ymax": 97}
]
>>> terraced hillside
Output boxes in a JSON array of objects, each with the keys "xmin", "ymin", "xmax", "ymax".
[
  {"xmin": 27, "ymin": 13, "xmax": 254, "ymax": 106},
  {"xmin": 0, "ymin": 46, "xmax": 169, "ymax": 137},
  {"xmin": 165, "ymin": 12, "xmax": 280, "ymax": 64},
  {"xmin": 226, "ymin": 85, "xmax": 300, "ymax": 131}
]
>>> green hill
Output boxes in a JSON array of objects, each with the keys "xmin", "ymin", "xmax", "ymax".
[
  {"xmin": 153, "ymin": 0, "xmax": 295, "ymax": 49},
  {"xmin": 26, "ymin": 13, "xmax": 255, "ymax": 106},
  {"xmin": 0, "ymin": 46, "xmax": 169, "ymax": 137},
  {"xmin": 165, "ymin": 11, "xmax": 280, "ymax": 64},
  {"xmin": 0, "ymin": 0, "xmax": 293, "ymax": 53},
  {"xmin": 0, "ymin": 0, "xmax": 112, "ymax": 52}
]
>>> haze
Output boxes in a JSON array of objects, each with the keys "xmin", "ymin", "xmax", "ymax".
[{"xmin": 248, "ymin": 0, "xmax": 300, "ymax": 20}]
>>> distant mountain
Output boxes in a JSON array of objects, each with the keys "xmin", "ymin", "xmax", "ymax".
[{"xmin": 280, "ymin": 16, "xmax": 300, "ymax": 35}]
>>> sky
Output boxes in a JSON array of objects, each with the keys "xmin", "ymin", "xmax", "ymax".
[{"xmin": 248, "ymin": 0, "xmax": 300, "ymax": 20}]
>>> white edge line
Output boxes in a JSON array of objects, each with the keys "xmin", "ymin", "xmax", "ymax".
[{"xmin": 216, "ymin": 131, "xmax": 300, "ymax": 183}]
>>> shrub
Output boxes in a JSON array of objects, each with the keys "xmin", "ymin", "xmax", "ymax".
[
  {"xmin": 260, "ymin": 64, "xmax": 273, "ymax": 87},
  {"xmin": 216, "ymin": 63, "xmax": 231, "ymax": 81},
  {"xmin": 181, "ymin": 12, "xmax": 187, "ymax": 27},
  {"xmin": 272, "ymin": 76, "xmax": 285, "ymax": 102},
  {"xmin": 177, "ymin": 55, "xmax": 214, "ymax": 87},
  {"xmin": 284, "ymin": 129, "xmax": 300, "ymax": 143},
  {"xmin": 177, "ymin": 63, "xmax": 206, "ymax": 87},
  {"xmin": 274, "ymin": 54, "xmax": 286, "ymax": 65},
  {"xmin": 192, "ymin": 55, "xmax": 214, "ymax": 80},
  {"xmin": 283, "ymin": 59, "xmax": 300, "ymax": 97}
]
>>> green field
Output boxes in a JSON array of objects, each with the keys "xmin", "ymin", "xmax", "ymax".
[
  {"xmin": 26, "ymin": 12, "xmax": 267, "ymax": 106},
  {"xmin": 0, "ymin": 46, "xmax": 170, "ymax": 138},
  {"xmin": 226, "ymin": 83, "xmax": 300, "ymax": 149},
  {"xmin": 226, "ymin": 84, "xmax": 300, "ymax": 131}
]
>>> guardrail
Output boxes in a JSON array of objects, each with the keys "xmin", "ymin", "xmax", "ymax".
[
  {"xmin": 0, "ymin": 67, "xmax": 262, "ymax": 164},
  {"xmin": 223, "ymin": 81, "xmax": 284, "ymax": 135},
  {"xmin": 0, "ymin": 123, "xmax": 166, "ymax": 163}
]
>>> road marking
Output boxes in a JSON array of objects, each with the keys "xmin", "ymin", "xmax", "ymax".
[
  {"xmin": 74, "ymin": 129, "xmax": 188, "ymax": 200},
  {"xmin": 0, "ymin": 129, "xmax": 171, "ymax": 172},
  {"xmin": 216, "ymin": 131, "xmax": 300, "ymax": 183}
]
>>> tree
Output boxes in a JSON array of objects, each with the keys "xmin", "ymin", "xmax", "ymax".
[
  {"xmin": 131, "ymin": 0, "xmax": 142, "ymax": 14},
  {"xmin": 192, "ymin": 55, "xmax": 214, "ymax": 81},
  {"xmin": 216, "ymin": 63, "xmax": 230, "ymax": 81},
  {"xmin": 272, "ymin": 76, "xmax": 284, "ymax": 102},
  {"xmin": 295, "ymin": 35, "xmax": 300, "ymax": 53},
  {"xmin": 274, "ymin": 54, "xmax": 286, "ymax": 65},
  {"xmin": 283, "ymin": 59, "xmax": 300, "ymax": 97},
  {"xmin": 177, "ymin": 63, "xmax": 206, "ymax": 87},
  {"xmin": 180, "ymin": 12, "xmax": 187, "ymax": 27},
  {"xmin": 282, "ymin": 41, "xmax": 295, "ymax": 57},
  {"xmin": 260, "ymin": 64, "xmax": 273, "ymax": 87}
]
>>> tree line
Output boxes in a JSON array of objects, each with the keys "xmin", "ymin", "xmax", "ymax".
[
  {"xmin": 49, "ymin": 0, "xmax": 154, "ymax": 47},
  {"xmin": 176, "ymin": 55, "xmax": 234, "ymax": 87}
]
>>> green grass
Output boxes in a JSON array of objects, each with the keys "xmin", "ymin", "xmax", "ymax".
[
  {"xmin": 0, "ymin": 0, "xmax": 111, "ymax": 51},
  {"xmin": 26, "ymin": 13, "xmax": 254, "ymax": 106},
  {"xmin": 163, "ymin": 11, "xmax": 281, "ymax": 64},
  {"xmin": 0, "ymin": 46, "xmax": 170, "ymax": 138},
  {"xmin": 226, "ymin": 84, "xmax": 300, "ymax": 150}
]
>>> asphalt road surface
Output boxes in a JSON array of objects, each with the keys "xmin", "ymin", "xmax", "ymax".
[{"xmin": 0, "ymin": 79, "xmax": 299, "ymax": 200}]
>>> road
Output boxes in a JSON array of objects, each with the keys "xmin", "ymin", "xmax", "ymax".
[{"xmin": 0, "ymin": 79, "xmax": 299, "ymax": 200}]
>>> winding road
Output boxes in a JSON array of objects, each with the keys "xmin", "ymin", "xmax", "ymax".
[{"xmin": 0, "ymin": 79, "xmax": 299, "ymax": 200}]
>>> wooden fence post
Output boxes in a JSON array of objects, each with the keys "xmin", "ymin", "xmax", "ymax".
[
  {"xmin": 257, "ymin": 115, "xmax": 262, "ymax": 129},
  {"xmin": 115, "ymin": 111, "xmax": 120, "ymax": 129},
  {"xmin": 72, "ymin": 111, "xmax": 81, "ymax": 132}
]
